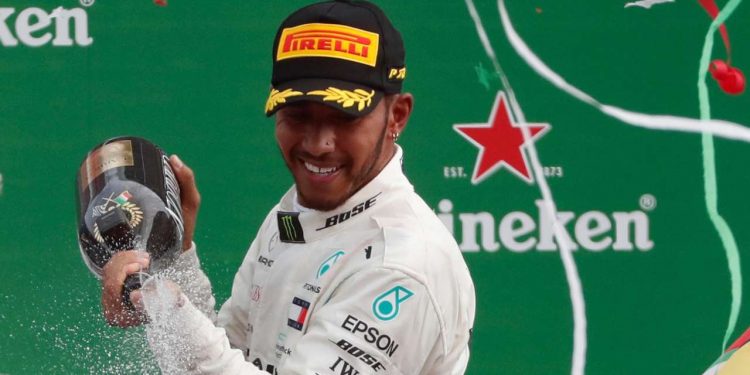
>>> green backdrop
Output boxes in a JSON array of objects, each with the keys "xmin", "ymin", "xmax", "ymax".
[{"xmin": 1, "ymin": 0, "xmax": 749, "ymax": 374}]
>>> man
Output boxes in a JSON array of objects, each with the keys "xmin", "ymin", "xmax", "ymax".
[{"xmin": 101, "ymin": 1, "xmax": 476, "ymax": 374}]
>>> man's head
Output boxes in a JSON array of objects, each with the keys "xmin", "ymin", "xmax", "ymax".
[{"xmin": 267, "ymin": 0, "xmax": 413, "ymax": 211}]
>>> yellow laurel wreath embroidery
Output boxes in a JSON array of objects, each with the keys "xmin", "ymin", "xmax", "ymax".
[
  {"xmin": 265, "ymin": 88, "xmax": 303, "ymax": 113},
  {"xmin": 307, "ymin": 87, "xmax": 374, "ymax": 111},
  {"xmin": 93, "ymin": 223, "xmax": 104, "ymax": 243},
  {"xmin": 120, "ymin": 202, "xmax": 144, "ymax": 228}
]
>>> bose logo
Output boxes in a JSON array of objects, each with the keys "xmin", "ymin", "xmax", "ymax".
[{"xmin": 317, "ymin": 193, "xmax": 381, "ymax": 231}]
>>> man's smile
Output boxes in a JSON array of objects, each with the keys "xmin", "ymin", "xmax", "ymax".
[{"xmin": 302, "ymin": 160, "xmax": 341, "ymax": 176}]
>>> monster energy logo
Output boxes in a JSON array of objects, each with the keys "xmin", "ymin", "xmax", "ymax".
[
  {"xmin": 282, "ymin": 216, "xmax": 296, "ymax": 237},
  {"xmin": 277, "ymin": 211, "xmax": 305, "ymax": 243}
]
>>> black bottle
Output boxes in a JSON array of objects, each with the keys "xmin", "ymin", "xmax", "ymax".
[{"xmin": 76, "ymin": 136, "xmax": 184, "ymax": 307}]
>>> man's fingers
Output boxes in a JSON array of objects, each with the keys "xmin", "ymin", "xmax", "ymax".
[
  {"xmin": 123, "ymin": 262, "xmax": 146, "ymax": 276},
  {"xmin": 170, "ymin": 154, "xmax": 201, "ymax": 211},
  {"xmin": 130, "ymin": 290, "xmax": 144, "ymax": 313},
  {"xmin": 140, "ymin": 278, "xmax": 186, "ymax": 310},
  {"xmin": 100, "ymin": 250, "xmax": 150, "ymax": 327},
  {"xmin": 102, "ymin": 251, "xmax": 150, "ymax": 288},
  {"xmin": 170, "ymin": 154, "xmax": 200, "ymax": 250}
]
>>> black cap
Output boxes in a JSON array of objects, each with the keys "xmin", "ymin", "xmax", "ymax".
[{"xmin": 265, "ymin": 0, "xmax": 406, "ymax": 117}]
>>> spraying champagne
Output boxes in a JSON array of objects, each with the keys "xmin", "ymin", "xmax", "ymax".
[{"xmin": 76, "ymin": 136, "xmax": 184, "ymax": 309}]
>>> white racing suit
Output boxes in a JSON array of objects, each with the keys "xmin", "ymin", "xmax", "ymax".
[{"xmin": 157, "ymin": 147, "xmax": 476, "ymax": 374}]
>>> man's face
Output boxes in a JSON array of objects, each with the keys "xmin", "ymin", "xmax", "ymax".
[{"xmin": 275, "ymin": 99, "xmax": 394, "ymax": 211}]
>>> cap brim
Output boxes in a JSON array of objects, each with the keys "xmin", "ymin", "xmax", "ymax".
[{"xmin": 265, "ymin": 78, "xmax": 384, "ymax": 117}]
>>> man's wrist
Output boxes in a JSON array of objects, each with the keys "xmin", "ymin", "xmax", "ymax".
[{"xmin": 182, "ymin": 241, "xmax": 197, "ymax": 254}]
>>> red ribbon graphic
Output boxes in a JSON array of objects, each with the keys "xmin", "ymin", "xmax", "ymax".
[{"xmin": 698, "ymin": 0, "xmax": 745, "ymax": 95}]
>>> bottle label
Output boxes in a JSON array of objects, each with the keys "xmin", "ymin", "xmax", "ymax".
[
  {"xmin": 161, "ymin": 153, "xmax": 184, "ymax": 237},
  {"xmin": 79, "ymin": 140, "xmax": 134, "ymax": 189}
]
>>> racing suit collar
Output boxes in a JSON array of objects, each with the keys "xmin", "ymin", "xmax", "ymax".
[{"xmin": 276, "ymin": 145, "xmax": 411, "ymax": 244}]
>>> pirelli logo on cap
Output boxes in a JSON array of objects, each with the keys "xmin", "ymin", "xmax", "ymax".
[{"xmin": 276, "ymin": 23, "xmax": 379, "ymax": 67}]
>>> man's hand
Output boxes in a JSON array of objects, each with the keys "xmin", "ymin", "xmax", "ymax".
[
  {"xmin": 169, "ymin": 155, "xmax": 201, "ymax": 251},
  {"xmin": 131, "ymin": 277, "xmax": 186, "ymax": 318},
  {"xmin": 101, "ymin": 250, "xmax": 150, "ymax": 327},
  {"xmin": 102, "ymin": 155, "xmax": 199, "ymax": 327}
]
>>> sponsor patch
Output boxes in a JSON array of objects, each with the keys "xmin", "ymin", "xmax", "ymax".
[
  {"xmin": 317, "ymin": 250, "xmax": 345, "ymax": 278},
  {"xmin": 277, "ymin": 211, "xmax": 305, "ymax": 243},
  {"xmin": 372, "ymin": 286, "xmax": 413, "ymax": 321},
  {"xmin": 316, "ymin": 193, "xmax": 381, "ymax": 231},
  {"xmin": 287, "ymin": 297, "xmax": 311, "ymax": 331},
  {"xmin": 258, "ymin": 255, "xmax": 274, "ymax": 267},
  {"xmin": 388, "ymin": 67, "xmax": 406, "ymax": 81},
  {"xmin": 303, "ymin": 283, "xmax": 321, "ymax": 294},
  {"xmin": 341, "ymin": 314, "xmax": 400, "ymax": 357},
  {"xmin": 276, "ymin": 23, "xmax": 379, "ymax": 67},
  {"xmin": 331, "ymin": 338, "xmax": 386, "ymax": 371}
]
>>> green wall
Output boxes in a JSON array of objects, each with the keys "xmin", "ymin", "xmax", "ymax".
[{"xmin": 1, "ymin": 0, "xmax": 749, "ymax": 373}]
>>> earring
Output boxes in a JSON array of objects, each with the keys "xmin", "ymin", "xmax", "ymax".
[{"xmin": 392, "ymin": 131, "xmax": 400, "ymax": 142}]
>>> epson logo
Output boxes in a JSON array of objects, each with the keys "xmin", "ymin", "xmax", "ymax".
[
  {"xmin": 0, "ymin": 7, "xmax": 93, "ymax": 47},
  {"xmin": 340, "ymin": 315, "xmax": 399, "ymax": 357}
]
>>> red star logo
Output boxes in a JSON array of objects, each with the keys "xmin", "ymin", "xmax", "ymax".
[{"xmin": 454, "ymin": 92, "xmax": 550, "ymax": 184}]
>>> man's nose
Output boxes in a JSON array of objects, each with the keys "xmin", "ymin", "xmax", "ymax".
[{"xmin": 302, "ymin": 123, "xmax": 336, "ymax": 156}]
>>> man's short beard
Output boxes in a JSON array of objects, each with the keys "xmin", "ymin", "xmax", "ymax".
[
  {"xmin": 312, "ymin": 102, "xmax": 390, "ymax": 211},
  {"xmin": 282, "ymin": 96, "xmax": 394, "ymax": 212},
  {"xmin": 350, "ymin": 108, "xmax": 390, "ymax": 193}
]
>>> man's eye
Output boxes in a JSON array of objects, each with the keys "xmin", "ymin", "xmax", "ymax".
[
  {"xmin": 280, "ymin": 113, "xmax": 307, "ymax": 126},
  {"xmin": 333, "ymin": 115, "xmax": 360, "ymax": 125}
]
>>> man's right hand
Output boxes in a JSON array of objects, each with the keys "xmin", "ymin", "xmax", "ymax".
[
  {"xmin": 169, "ymin": 154, "xmax": 201, "ymax": 252},
  {"xmin": 101, "ymin": 250, "xmax": 150, "ymax": 327}
]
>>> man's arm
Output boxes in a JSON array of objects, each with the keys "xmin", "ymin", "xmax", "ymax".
[
  {"xmin": 214, "ymin": 236, "xmax": 261, "ymax": 350},
  {"xmin": 138, "ymin": 267, "xmax": 445, "ymax": 375},
  {"xmin": 100, "ymin": 155, "xmax": 205, "ymax": 326},
  {"xmin": 161, "ymin": 242, "xmax": 217, "ymax": 320}
]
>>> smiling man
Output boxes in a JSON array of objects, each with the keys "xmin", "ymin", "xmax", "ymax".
[{"xmin": 100, "ymin": 1, "xmax": 475, "ymax": 374}]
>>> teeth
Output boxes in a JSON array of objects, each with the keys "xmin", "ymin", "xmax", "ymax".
[{"xmin": 305, "ymin": 162, "xmax": 338, "ymax": 175}]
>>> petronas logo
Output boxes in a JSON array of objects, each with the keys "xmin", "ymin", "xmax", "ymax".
[
  {"xmin": 277, "ymin": 211, "xmax": 305, "ymax": 243},
  {"xmin": 372, "ymin": 286, "xmax": 414, "ymax": 321}
]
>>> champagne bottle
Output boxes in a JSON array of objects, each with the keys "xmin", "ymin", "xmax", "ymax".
[{"xmin": 76, "ymin": 136, "xmax": 184, "ymax": 308}]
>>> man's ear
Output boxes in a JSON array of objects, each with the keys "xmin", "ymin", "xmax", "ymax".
[{"xmin": 389, "ymin": 93, "xmax": 414, "ymax": 135}]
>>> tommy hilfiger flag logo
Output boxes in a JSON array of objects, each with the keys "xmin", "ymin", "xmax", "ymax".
[
  {"xmin": 277, "ymin": 211, "xmax": 305, "ymax": 243},
  {"xmin": 287, "ymin": 297, "xmax": 310, "ymax": 331}
]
